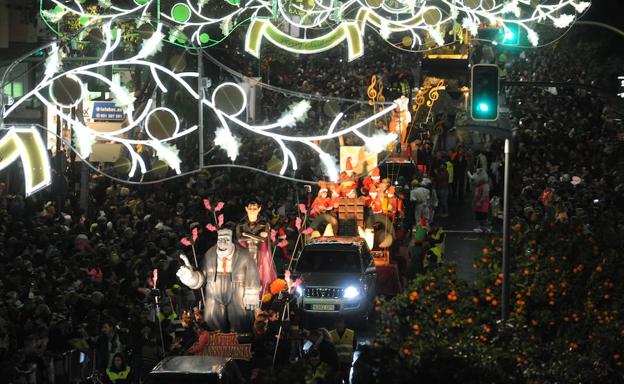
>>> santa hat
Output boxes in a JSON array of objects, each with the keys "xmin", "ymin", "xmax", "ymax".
[
  {"xmin": 345, "ymin": 157, "xmax": 354, "ymax": 173},
  {"xmin": 388, "ymin": 186, "xmax": 396, "ymax": 196},
  {"xmin": 318, "ymin": 181, "xmax": 328, "ymax": 193},
  {"xmin": 278, "ymin": 228, "xmax": 287, "ymax": 240},
  {"xmin": 371, "ymin": 168, "xmax": 380, "ymax": 180}
]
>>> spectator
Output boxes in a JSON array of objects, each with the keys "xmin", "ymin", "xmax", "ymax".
[
  {"xmin": 469, "ymin": 169, "xmax": 490, "ymax": 233},
  {"xmin": 433, "ymin": 164, "xmax": 450, "ymax": 218},
  {"xmin": 96, "ymin": 320, "xmax": 125, "ymax": 373},
  {"xmin": 307, "ymin": 328, "xmax": 339, "ymax": 372},
  {"xmin": 303, "ymin": 348, "xmax": 332, "ymax": 384},
  {"xmin": 105, "ymin": 352, "xmax": 131, "ymax": 384}
]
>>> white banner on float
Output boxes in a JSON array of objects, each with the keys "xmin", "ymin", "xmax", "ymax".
[{"xmin": 339, "ymin": 146, "xmax": 377, "ymax": 174}]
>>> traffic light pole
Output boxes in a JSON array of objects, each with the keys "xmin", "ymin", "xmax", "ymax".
[{"xmin": 501, "ymin": 139, "xmax": 511, "ymax": 321}]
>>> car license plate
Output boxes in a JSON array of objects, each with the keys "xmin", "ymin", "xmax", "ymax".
[{"xmin": 312, "ymin": 304, "xmax": 335, "ymax": 311}]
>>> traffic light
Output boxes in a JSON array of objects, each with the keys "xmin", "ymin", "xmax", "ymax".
[
  {"xmin": 471, "ymin": 64, "xmax": 499, "ymax": 121},
  {"xmin": 502, "ymin": 23, "xmax": 520, "ymax": 45}
]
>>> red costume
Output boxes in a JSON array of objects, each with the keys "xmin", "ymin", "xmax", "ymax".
[
  {"xmin": 365, "ymin": 185, "xmax": 384, "ymax": 214},
  {"xmin": 362, "ymin": 167, "xmax": 381, "ymax": 191},
  {"xmin": 311, "ymin": 182, "xmax": 333, "ymax": 217},
  {"xmin": 385, "ymin": 186, "xmax": 404, "ymax": 220}
]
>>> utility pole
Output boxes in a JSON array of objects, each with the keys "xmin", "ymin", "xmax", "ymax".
[{"xmin": 501, "ymin": 139, "xmax": 511, "ymax": 321}]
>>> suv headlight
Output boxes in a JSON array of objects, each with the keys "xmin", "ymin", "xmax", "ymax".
[
  {"xmin": 343, "ymin": 286, "xmax": 360, "ymax": 299},
  {"xmin": 296, "ymin": 286, "xmax": 303, "ymax": 297}
]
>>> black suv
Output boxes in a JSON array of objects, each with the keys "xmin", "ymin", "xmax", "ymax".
[{"xmin": 294, "ymin": 237, "xmax": 377, "ymax": 323}]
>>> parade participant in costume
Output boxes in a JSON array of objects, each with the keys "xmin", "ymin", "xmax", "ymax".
[
  {"xmin": 362, "ymin": 168, "xmax": 381, "ymax": 191},
  {"xmin": 177, "ymin": 228, "xmax": 261, "ymax": 332},
  {"xmin": 386, "ymin": 186, "xmax": 403, "ymax": 221},
  {"xmin": 236, "ymin": 201, "xmax": 276, "ymax": 292},
  {"xmin": 236, "ymin": 200, "xmax": 270, "ymax": 261},
  {"xmin": 410, "ymin": 180, "xmax": 431, "ymax": 225},
  {"xmin": 274, "ymin": 228, "xmax": 291, "ymax": 276},
  {"xmin": 389, "ymin": 96, "xmax": 411, "ymax": 145},
  {"xmin": 366, "ymin": 185, "xmax": 384, "ymax": 215},
  {"xmin": 311, "ymin": 182, "xmax": 333, "ymax": 217}
]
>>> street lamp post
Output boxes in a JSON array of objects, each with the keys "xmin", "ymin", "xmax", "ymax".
[{"xmin": 501, "ymin": 139, "xmax": 511, "ymax": 321}]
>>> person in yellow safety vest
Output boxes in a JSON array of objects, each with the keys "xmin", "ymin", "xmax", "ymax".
[
  {"xmin": 105, "ymin": 353, "xmax": 131, "ymax": 384},
  {"xmin": 304, "ymin": 348, "xmax": 332, "ymax": 384},
  {"xmin": 329, "ymin": 318, "xmax": 357, "ymax": 384},
  {"xmin": 424, "ymin": 224, "xmax": 445, "ymax": 270},
  {"xmin": 429, "ymin": 223, "xmax": 446, "ymax": 256},
  {"xmin": 445, "ymin": 158, "xmax": 454, "ymax": 187},
  {"xmin": 157, "ymin": 302, "xmax": 178, "ymax": 323}
]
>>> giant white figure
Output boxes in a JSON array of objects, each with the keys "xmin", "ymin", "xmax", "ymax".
[{"xmin": 177, "ymin": 228, "xmax": 260, "ymax": 332}]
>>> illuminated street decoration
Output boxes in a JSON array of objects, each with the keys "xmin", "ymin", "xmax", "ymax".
[
  {"xmin": 0, "ymin": 127, "xmax": 51, "ymax": 196},
  {"xmin": 412, "ymin": 79, "xmax": 445, "ymax": 124},
  {"xmin": 0, "ymin": 1, "xmax": 591, "ymax": 195},
  {"xmin": 367, "ymin": 75, "xmax": 385, "ymax": 113},
  {"xmin": 1, "ymin": 23, "xmax": 399, "ymax": 192},
  {"xmin": 618, "ymin": 76, "xmax": 624, "ymax": 98},
  {"xmin": 39, "ymin": 0, "xmax": 591, "ymax": 59},
  {"xmin": 245, "ymin": 19, "xmax": 364, "ymax": 61}
]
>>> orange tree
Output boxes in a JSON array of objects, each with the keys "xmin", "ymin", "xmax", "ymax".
[{"xmin": 373, "ymin": 222, "xmax": 624, "ymax": 383}]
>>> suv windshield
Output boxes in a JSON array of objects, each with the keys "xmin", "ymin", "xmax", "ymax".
[{"xmin": 296, "ymin": 247, "xmax": 361, "ymax": 273}]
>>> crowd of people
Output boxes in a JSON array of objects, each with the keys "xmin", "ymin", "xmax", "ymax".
[{"xmin": 504, "ymin": 41, "xmax": 624, "ymax": 252}]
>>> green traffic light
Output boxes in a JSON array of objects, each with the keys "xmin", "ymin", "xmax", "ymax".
[
  {"xmin": 504, "ymin": 30, "xmax": 515, "ymax": 41},
  {"xmin": 478, "ymin": 103, "xmax": 489, "ymax": 112},
  {"xmin": 502, "ymin": 24, "xmax": 520, "ymax": 45}
]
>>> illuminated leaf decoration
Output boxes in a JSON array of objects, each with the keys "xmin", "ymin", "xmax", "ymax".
[
  {"xmin": 152, "ymin": 142, "xmax": 182, "ymax": 174},
  {"xmin": 217, "ymin": 214, "xmax": 224, "ymax": 227},
  {"xmin": 44, "ymin": 45, "xmax": 61, "ymax": 79},
  {"xmin": 74, "ymin": 129, "xmax": 95, "ymax": 158},
  {"xmin": 270, "ymin": 229, "xmax": 277, "ymax": 242},
  {"xmin": 137, "ymin": 29, "xmax": 165, "ymax": 59},
  {"xmin": 214, "ymin": 127, "xmax": 241, "ymax": 161},
  {"xmin": 214, "ymin": 202, "xmax": 225, "ymax": 212},
  {"xmin": 110, "ymin": 83, "xmax": 135, "ymax": 112},
  {"xmin": 206, "ymin": 223, "xmax": 217, "ymax": 232},
  {"xmin": 181, "ymin": 237, "xmax": 192, "ymax": 246},
  {"xmin": 203, "ymin": 198, "xmax": 212, "ymax": 210},
  {"xmin": 302, "ymin": 227, "xmax": 314, "ymax": 235},
  {"xmin": 98, "ymin": 0, "xmax": 112, "ymax": 9}
]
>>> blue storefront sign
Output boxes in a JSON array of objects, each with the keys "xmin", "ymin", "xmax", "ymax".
[{"xmin": 92, "ymin": 101, "xmax": 125, "ymax": 121}]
